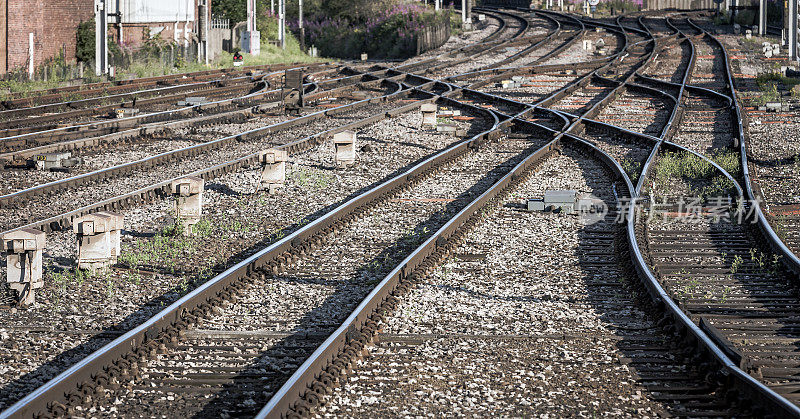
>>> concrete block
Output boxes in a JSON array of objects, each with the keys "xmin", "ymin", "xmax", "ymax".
[
  {"xmin": 421, "ymin": 103, "xmax": 437, "ymax": 128},
  {"xmin": 745, "ymin": 29, "xmax": 752, "ymax": 39},
  {"xmin": 170, "ymin": 176, "xmax": 204, "ymax": 235},
  {"xmin": 74, "ymin": 212, "xmax": 123, "ymax": 270},
  {"xmin": 766, "ymin": 102, "xmax": 782, "ymax": 112},
  {"xmin": 2, "ymin": 228, "xmax": 45, "ymax": 306},
  {"xmin": 95, "ymin": 211, "xmax": 123, "ymax": 263},
  {"xmin": 260, "ymin": 148, "xmax": 289, "ymax": 193},
  {"xmin": 477, "ymin": 13, "xmax": 485, "ymax": 21},
  {"xmin": 333, "ymin": 130, "xmax": 357, "ymax": 166},
  {"xmin": 360, "ymin": 53, "xmax": 368, "ymax": 61},
  {"xmin": 436, "ymin": 124, "xmax": 458, "ymax": 134},
  {"xmin": 582, "ymin": 40, "xmax": 593, "ymax": 51}
]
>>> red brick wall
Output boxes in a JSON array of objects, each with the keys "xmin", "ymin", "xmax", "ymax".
[{"xmin": 4, "ymin": 0, "xmax": 94, "ymax": 72}]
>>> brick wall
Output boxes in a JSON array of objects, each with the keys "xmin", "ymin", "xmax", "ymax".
[{"xmin": 4, "ymin": 0, "xmax": 94, "ymax": 72}]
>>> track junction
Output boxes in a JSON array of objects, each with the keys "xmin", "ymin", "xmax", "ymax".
[{"xmin": 1, "ymin": 4, "xmax": 800, "ymax": 418}]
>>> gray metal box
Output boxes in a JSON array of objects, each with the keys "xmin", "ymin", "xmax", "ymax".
[
  {"xmin": 544, "ymin": 190, "xmax": 577, "ymax": 204},
  {"xmin": 527, "ymin": 199, "xmax": 545, "ymax": 211}
]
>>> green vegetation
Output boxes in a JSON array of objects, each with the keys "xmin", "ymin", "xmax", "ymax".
[
  {"xmin": 289, "ymin": 166, "xmax": 334, "ymax": 190},
  {"xmin": 76, "ymin": 20, "xmax": 96, "ymax": 63},
  {"xmin": 621, "ymin": 158, "xmax": 641, "ymax": 184},
  {"xmin": 734, "ymin": 10, "xmax": 756, "ymax": 26},
  {"xmin": 654, "ymin": 151, "xmax": 740, "ymax": 198},
  {"xmin": 713, "ymin": 11, "xmax": 731, "ymax": 26},
  {"xmin": 300, "ymin": 1, "xmax": 451, "ymax": 59},
  {"xmin": 749, "ymin": 72, "xmax": 800, "ymax": 106},
  {"xmin": 592, "ymin": 0, "xmax": 641, "ymax": 15}
]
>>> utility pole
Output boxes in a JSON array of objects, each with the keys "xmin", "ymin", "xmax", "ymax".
[
  {"xmin": 279, "ymin": 0, "xmax": 285, "ymax": 50},
  {"xmin": 791, "ymin": 0, "xmax": 798, "ymax": 61},
  {"xmin": 28, "ymin": 33, "xmax": 34, "ymax": 79},
  {"xmin": 200, "ymin": 0, "xmax": 209, "ymax": 65},
  {"xmin": 299, "ymin": 0, "xmax": 305, "ymax": 50},
  {"xmin": 759, "ymin": 0, "xmax": 767, "ymax": 35},
  {"xmin": 94, "ymin": 0, "xmax": 108, "ymax": 76}
]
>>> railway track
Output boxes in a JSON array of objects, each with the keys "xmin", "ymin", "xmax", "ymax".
[
  {"xmin": 3, "ymin": 6, "xmax": 800, "ymax": 418},
  {"xmin": 0, "ymin": 8, "xmax": 553, "ymax": 413}
]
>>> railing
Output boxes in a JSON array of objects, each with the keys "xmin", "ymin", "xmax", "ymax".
[{"xmin": 415, "ymin": 20, "xmax": 452, "ymax": 55}]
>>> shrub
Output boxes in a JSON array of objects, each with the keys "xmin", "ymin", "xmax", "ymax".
[
  {"xmin": 76, "ymin": 20, "xmax": 95, "ymax": 63},
  {"xmin": 296, "ymin": 1, "xmax": 450, "ymax": 59},
  {"xmin": 734, "ymin": 10, "xmax": 756, "ymax": 26}
]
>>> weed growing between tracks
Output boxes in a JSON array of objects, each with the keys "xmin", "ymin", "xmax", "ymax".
[{"xmin": 651, "ymin": 150, "xmax": 739, "ymax": 199}]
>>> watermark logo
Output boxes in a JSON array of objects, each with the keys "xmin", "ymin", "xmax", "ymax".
[{"xmin": 577, "ymin": 194, "xmax": 609, "ymax": 226}]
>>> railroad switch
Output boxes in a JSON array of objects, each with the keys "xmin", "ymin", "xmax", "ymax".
[
  {"xmin": 333, "ymin": 131, "xmax": 357, "ymax": 167},
  {"xmin": 260, "ymin": 149, "xmax": 288, "ymax": 193},
  {"xmin": 31, "ymin": 152, "xmax": 81, "ymax": 171},
  {"xmin": 170, "ymin": 176, "xmax": 204, "ymax": 235},
  {"xmin": 74, "ymin": 212, "xmax": 124, "ymax": 271},
  {"xmin": 421, "ymin": 103, "xmax": 438, "ymax": 128},
  {"xmin": 2, "ymin": 228, "xmax": 45, "ymax": 306}
]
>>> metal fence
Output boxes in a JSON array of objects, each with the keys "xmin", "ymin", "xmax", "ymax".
[{"xmin": 0, "ymin": 40, "xmax": 201, "ymax": 83}]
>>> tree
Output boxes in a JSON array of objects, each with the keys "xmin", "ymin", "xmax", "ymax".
[
  {"xmin": 212, "ymin": 0, "xmax": 246, "ymax": 23},
  {"xmin": 76, "ymin": 20, "xmax": 95, "ymax": 63}
]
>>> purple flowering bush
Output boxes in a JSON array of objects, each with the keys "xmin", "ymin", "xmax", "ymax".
[{"xmin": 293, "ymin": 1, "xmax": 450, "ymax": 59}]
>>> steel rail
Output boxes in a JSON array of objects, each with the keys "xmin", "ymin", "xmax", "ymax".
[
  {"xmin": 0, "ymin": 80, "xmax": 504, "ymax": 419},
  {"xmin": 685, "ymin": 20, "xmax": 800, "ymax": 274},
  {"xmin": 0, "ymin": 63, "xmax": 333, "ymax": 114},
  {"xmin": 0, "ymin": 9, "xmax": 530, "ymax": 232},
  {"xmin": 596, "ymin": 12, "xmax": 800, "ymax": 417},
  {"xmin": 0, "ymin": 62, "xmax": 327, "ymax": 107},
  {"xmin": 0, "ymin": 75, "xmax": 404, "ymax": 210},
  {"xmin": 435, "ymin": 7, "xmax": 800, "ymax": 416},
  {"xmin": 0, "ymin": 10, "xmax": 550, "ymax": 416},
  {"xmin": 0, "ymin": 65, "xmax": 348, "ymax": 147},
  {"xmin": 0, "ymin": 67, "xmax": 394, "ymax": 162},
  {"xmin": 257, "ymin": 12, "xmax": 675, "ymax": 416}
]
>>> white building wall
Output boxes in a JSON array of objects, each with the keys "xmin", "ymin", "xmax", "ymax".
[{"xmin": 120, "ymin": 0, "xmax": 195, "ymax": 23}]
